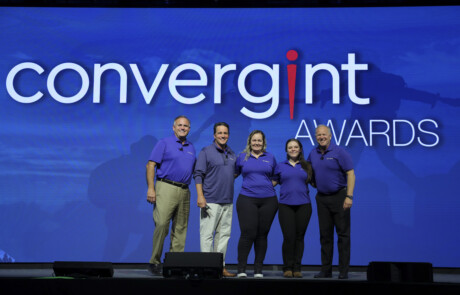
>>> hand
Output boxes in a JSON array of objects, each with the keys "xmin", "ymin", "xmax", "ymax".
[
  {"xmin": 147, "ymin": 188, "xmax": 156, "ymax": 204},
  {"xmin": 343, "ymin": 197, "xmax": 352, "ymax": 210},
  {"xmin": 197, "ymin": 194, "xmax": 207, "ymax": 208}
]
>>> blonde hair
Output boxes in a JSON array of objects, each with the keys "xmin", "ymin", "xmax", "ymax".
[{"xmin": 243, "ymin": 130, "xmax": 267, "ymax": 160}]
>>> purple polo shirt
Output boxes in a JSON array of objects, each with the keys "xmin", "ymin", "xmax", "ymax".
[
  {"xmin": 307, "ymin": 143, "xmax": 353, "ymax": 195},
  {"xmin": 235, "ymin": 151, "xmax": 277, "ymax": 198},
  {"xmin": 149, "ymin": 135, "xmax": 196, "ymax": 185},
  {"xmin": 274, "ymin": 160, "xmax": 311, "ymax": 205},
  {"xmin": 193, "ymin": 142, "xmax": 236, "ymax": 204}
]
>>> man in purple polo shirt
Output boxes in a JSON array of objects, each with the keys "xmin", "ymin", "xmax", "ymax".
[
  {"xmin": 307, "ymin": 125, "xmax": 355, "ymax": 280},
  {"xmin": 146, "ymin": 115, "xmax": 196, "ymax": 276},
  {"xmin": 193, "ymin": 122, "xmax": 237, "ymax": 278}
]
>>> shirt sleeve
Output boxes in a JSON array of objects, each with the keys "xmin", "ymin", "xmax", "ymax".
[
  {"xmin": 235, "ymin": 153, "xmax": 243, "ymax": 176},
  {"xmin": 338, "ymin": 148, "xmax": 354, "ymax": 172},
  {"xmin": 149, "ymin": 139, "xmax": 166, "ymax": 164},
  {"xmin": 193, "ymin": 149, "xmax": 207, "ymax": 184}
]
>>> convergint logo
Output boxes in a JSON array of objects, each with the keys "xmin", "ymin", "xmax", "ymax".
[{"xmin": 6, "ymin": 50, "xmax": 369, "ymax": 119}]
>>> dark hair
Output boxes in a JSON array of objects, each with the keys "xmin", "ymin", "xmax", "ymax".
[
  {"xmin": 285, "ymin": 138, "xmax": 312, "ymax": 184},
  {"xmin": 213, "ymin": 122, "xmax": 230, "ymax": 134}
]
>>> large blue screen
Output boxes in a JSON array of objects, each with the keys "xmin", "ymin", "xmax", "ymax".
[{"xmin": 1, "ymin": 6, "xmax": 460, "ymax": 267}]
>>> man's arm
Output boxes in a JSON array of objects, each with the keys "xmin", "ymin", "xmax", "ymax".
[
  {"xmin": 343, "ymin": 169, "xmax": 355, "ymax": 210},
  {"xmin": 195, "ymin": 183, "xmax": 207, "ymax": 208},
  {"xmin": 193, "ymin": 150, "xmax": 207, "ymax": 208},
  {"xmin": 146, "ymin": 161, "xmax": 156, "ymax": 204}
]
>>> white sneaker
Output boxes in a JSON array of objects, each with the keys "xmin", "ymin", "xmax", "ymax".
[
  {"xmin": 254, "ymin": 273, "xmax": 264, "ymax": 278},
  {"xmin": 237, "ymin": 273, "xmax": 247, "ymax": 278}
]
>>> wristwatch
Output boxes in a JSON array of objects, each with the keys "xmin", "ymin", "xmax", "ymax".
[{"xmin": 346, "ymin": 195, "xmax": 353, "ymax": 200}]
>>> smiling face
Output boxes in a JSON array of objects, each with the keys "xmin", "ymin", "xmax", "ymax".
[
  {"xmin": 173, "ymin": 117, "xmax": 190, "ymax": 140},
  {"xmin": 250, "ymin": 132, "xmax": 264, "ymax": 153},
  {"xmin": 286, "ymin": 140, "xmax": 301, "ymax": 160},
  {"xmin": 315, "ymin": 125, "xmax": 332, "ymax": 149},
  {"xmin": 214, "ymin": 125, "xmax": 229, "ymax": 148}
]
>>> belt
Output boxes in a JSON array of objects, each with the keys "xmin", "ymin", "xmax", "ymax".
[
  {"xmin": 319, "ymin": 187, "xmax": 346, "ymax": 196},
  {"xmin": 157, "ymin": 178, "xmax": 189, "ymax": 189}
]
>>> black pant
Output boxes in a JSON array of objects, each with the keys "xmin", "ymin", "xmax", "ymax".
[
  {"xmin": 316, "ymin": 189, "xmax": 350, "ymax": 274},
  {"xmin": 236, "ymin": 194, "xmax": 278, "ymax": 273},
  {"xmin": 278, "ymin": 203, "xmax": 312, "ymax": 272}
]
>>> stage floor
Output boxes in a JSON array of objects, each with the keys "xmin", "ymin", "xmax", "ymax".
[
  {"xmin": 0, "ymin": 263, "xmax": 459, "ymax": 283},
  {"xmin": 2, "ymin": 264, "xmax": 460, "ymax": 295}
]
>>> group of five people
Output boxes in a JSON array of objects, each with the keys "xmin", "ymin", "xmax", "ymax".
[{"xmin": 146, "ymin": 115, "xmax": 355, "ymax": 279}]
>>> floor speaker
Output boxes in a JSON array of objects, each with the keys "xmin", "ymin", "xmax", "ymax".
[
  {"xmin": 53, "ymin": 261, "xmax": 114, "ymax": 277},
  {"xmin": 367, "ymin": 261, "xmax": 433, "ymax": 282},
  {"xmin": 163, "ymin": 252, "xmax": 223, "ymax": 279}
]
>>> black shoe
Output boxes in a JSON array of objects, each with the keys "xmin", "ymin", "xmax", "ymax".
[
  {"xmin": 338, "ymin": 273, "xmax": 349, "ymax": 279},
  {"xmin": 147, "ymin": 263, "xmax": 162, "ymax": 276},
  {"xmin": 314, "ymin": 271, "xmax": 332, "ymax": 278}
]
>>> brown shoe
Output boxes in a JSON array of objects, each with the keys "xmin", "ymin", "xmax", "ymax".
[
  {"xmin": 283, "ymin": 270, "xmax": 293, "ymax": 278},
  {"xmin": 293, "ymin": 271, "xmax": 303, "ymax": 278},
  {"xmin": 223, "ymin": 268, "xmax": 237, "ymax": 277}
]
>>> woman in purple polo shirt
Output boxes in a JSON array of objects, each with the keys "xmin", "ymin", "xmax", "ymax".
[
  {"xmin": 273, "ymin": 138, "xmax": 313, "ymax": 278},
  {"xmin": 235, "ymin": 130, "xmax": 278, "ymax": 278}
]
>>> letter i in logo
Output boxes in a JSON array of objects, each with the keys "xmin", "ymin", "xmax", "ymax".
[{"xmin": 287, "ymin": 50, "xmax": 298, "ymax": 120}]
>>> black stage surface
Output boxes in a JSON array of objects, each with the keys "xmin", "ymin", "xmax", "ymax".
[{"xmin": 1, "ymin": 263, "xmax": 460, "ymax": 295}]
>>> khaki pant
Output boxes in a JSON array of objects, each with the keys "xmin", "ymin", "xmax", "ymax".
[
  {"xmin": 199, "ymin": 203, "xmax": 233, "ymax": 265},
  {"xmin": 149, "ymin": 181, "xmax": 190, "ymax": 264}
]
